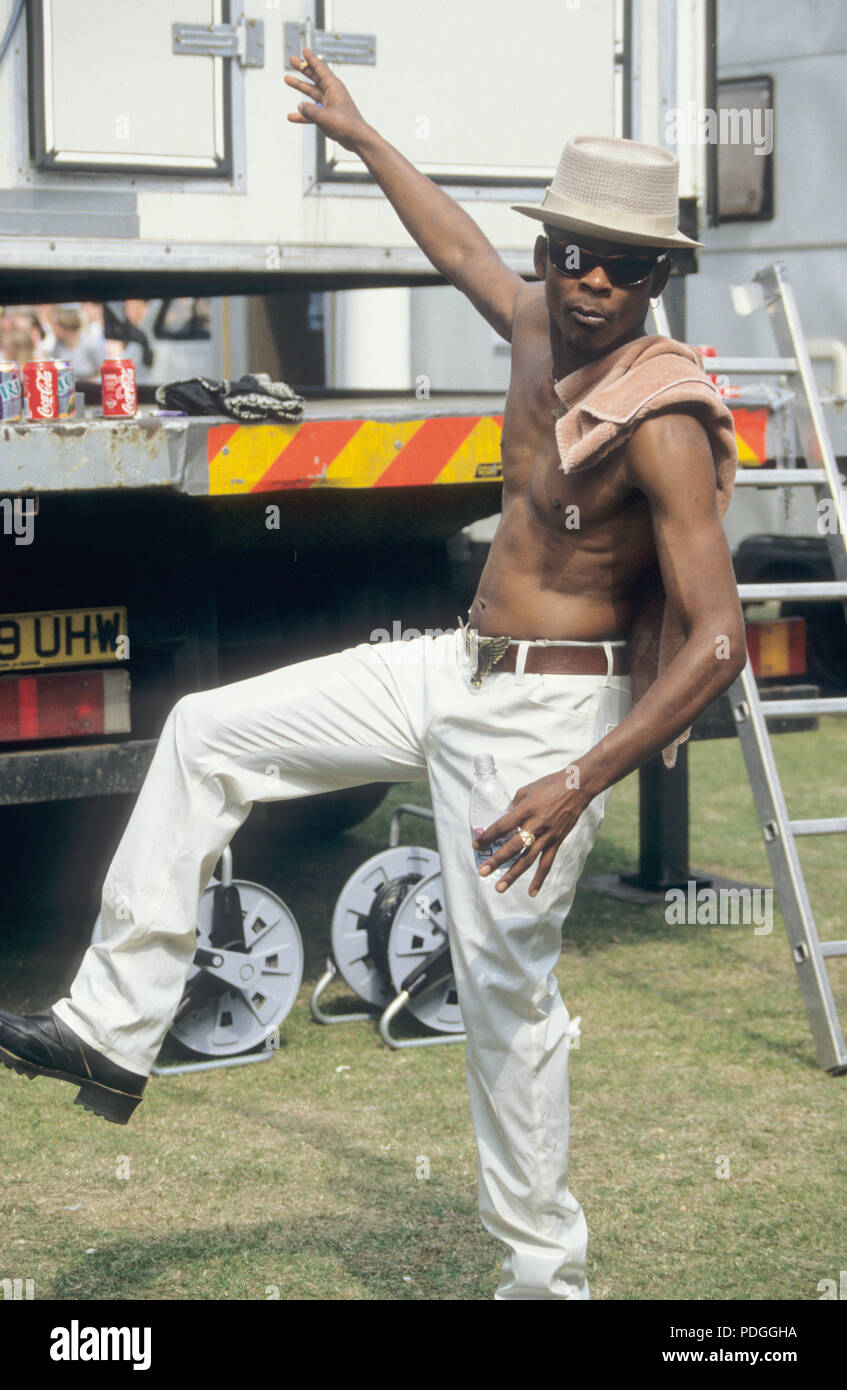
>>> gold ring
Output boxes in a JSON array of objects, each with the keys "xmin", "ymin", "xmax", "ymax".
[{"xmin": 517, "ymin": 827, "xmax": 536, "ymax": 852}]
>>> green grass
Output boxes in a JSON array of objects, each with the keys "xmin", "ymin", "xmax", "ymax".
[{"xmin": 1, "ymin": 718, "xmax": 846, "ymax": 1300}]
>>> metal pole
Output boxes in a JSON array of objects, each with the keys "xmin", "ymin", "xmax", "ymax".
[{"xmin": 621, "ymin": 742, "xmax": 711, "ymax": 892}]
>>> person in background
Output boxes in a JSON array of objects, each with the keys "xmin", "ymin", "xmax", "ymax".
[
  {"xmin": 105, "ymin": 299, "xmax": 152, "ymax": 372},
  {"xmin": 36, "ymin": 304, "xmax": 58, "ymax": 358},
  {"xmin": 0, "ymin": 307, "xmax": 46, "ymax": 366},
  {"xmin": 80, "ymin": 302, "xmax": 107, "ymax": 351},
  {"xmin": 52, "ymin": 304, "xmax": 107, "ymax": 380},
  {"xmin": 2, "ymin": 326, "xmax": 39, "ymax": 369}
]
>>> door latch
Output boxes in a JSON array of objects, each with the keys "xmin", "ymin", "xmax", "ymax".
[
  {"xmin": 173, "ymin": 17, "xmax": 265, "ymax": 68},
  {"xmin": 283, "ymin": 20, "xmax": 376, "ymax": 69}
]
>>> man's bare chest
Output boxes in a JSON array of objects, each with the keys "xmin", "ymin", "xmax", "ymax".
[{"xmin": 500, "ymin": 350, "xmax": 636, "ymax": 532}]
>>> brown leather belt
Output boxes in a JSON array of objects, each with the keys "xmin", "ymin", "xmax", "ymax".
[
  {"xmin": 458, "ymin": 617, "xmax": 630, "ymax": 686},
  {"xmin": 459, "ymin": 617, "xmax": 630, "ymax": 683},
  {"xmin": 497, "ymin": 642, "xmax": 630, "ymax": 677}
]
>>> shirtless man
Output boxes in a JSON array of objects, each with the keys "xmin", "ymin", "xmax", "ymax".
[
  {"xmin": 285, "ymin": 49, "xmax": 746, "ymax": 896},
  {"xmin": 0, "ymin": 51, "xmax": 746, "ymax": 1301}
]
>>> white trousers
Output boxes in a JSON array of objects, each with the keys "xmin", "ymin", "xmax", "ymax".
[{"xmin": 53, "ymin": 626, "xmax": 632, "ymax": 1300}]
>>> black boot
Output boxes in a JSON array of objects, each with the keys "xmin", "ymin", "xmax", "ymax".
[{"xmin": 0, "ymin": 1008, "xmax": 147, "ymax": 1125}]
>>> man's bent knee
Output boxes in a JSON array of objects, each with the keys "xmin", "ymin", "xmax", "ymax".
[{"xmin": 168, "ymin": 690, "xmax": 224, "ymax": 762}]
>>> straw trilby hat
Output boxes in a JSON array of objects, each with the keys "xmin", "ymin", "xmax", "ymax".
[{"xmin": 512, "ymin": 135, "xmax": 703, "ymax": 250}]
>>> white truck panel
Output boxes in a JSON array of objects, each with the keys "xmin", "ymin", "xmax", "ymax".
[
  {"xmin": 0, "ymin": 0, "xmax": 622, "ymax": 274},
  {"xmin": 323, "ymin": 0, "xmax": 616, "ymax": 179},
  {"xmin": 687, "ymin": 0, "xmax": 847, "ymax": 455},
  {"xmin": 41, "ymin": 0, "xmax": 225, "ymax": 169},
  {"xmin": 138, "ymin": 0, "xmax": 616, "ymax": 251}
]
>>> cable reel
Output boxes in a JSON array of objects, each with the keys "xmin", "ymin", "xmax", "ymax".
[
  {"xmin": 386, "ymin": 870, "xmax": 463, "ymax": 1034},
  {"xmin": 312, "ymin": 804, "xmax": 466, "ymax": 1047},
  {"xmin": 329, "ymin": 843, "xmax": 440, "ymax": 1008},
  {"xmin": 91, "ymin": 846, "xmax": 303, "ymax": 1070}
]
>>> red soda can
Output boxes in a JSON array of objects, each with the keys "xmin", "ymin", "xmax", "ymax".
[
  {"xmin": 0, "ymin": 361, "xmax": 23, "ymax": 421},
  {"xmin": 101, "ymin": 358, "xmax": 137, "ymax": 417},
  {"xmin": 23, "ymin": 359, "xmax": 60, "ymax": 420}
]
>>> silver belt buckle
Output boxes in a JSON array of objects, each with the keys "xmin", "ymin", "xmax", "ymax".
[{"xmin": 459, "ymin": 615, "xmax": 511, "ymax": 688}]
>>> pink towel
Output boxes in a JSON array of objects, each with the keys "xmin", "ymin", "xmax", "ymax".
[{"xmin": 552, "ymin": 334, "xmax": 739, "ymax": 769}]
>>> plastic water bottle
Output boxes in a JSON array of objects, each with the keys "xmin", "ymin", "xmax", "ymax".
[{"xmin": 470, "ymin": 754, "xmax": 520, "ymax": 875}]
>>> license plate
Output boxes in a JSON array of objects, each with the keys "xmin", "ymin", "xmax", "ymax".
[{"xmin": 0, "ymin": 606, "xmax": 128, "ymax": 672}]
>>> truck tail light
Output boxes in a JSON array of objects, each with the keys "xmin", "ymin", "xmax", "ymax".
[
  {"xmin": 745, "ymin": 617, "xmax": 806, "ymax": 678},
  {"xmin": 0, "ymin": 670, "xmax": 130, "ymax": 743}
]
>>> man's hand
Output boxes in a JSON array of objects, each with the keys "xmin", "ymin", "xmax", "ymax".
[
  {"xmin": 284, "ymin": 46, "xmax": 371, "ymax": 152},
  {"xmin": 472, "ymin": 768, "xmax": 590, "ymax": 896}
]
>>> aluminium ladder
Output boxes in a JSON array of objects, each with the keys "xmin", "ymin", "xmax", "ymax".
[{"xmin": 702, "ymin": 263, "xmax": 847, "ymax": 1075}]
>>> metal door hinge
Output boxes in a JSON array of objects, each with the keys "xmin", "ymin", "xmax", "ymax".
[
  {"xmin": 283, "ymin": 21, "xmax": 376, "ymax": 69},
  {"xmin": 173, "ymin": 17, "xmax": 265, "ymax": 68}
]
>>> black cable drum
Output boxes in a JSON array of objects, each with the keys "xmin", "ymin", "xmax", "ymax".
[{"xmin": 365, "ymin": 874, "xmax": 422, "ymax": 982}]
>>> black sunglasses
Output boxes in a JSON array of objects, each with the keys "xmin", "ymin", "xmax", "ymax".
[{"xmin": 545, "ymin": 237, "xmax": 668, "ymax": 287}]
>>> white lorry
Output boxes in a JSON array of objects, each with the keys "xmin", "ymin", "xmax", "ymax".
[{"xmin": 1, "ymin": 0, "xmax": 838, "ymax": 857}]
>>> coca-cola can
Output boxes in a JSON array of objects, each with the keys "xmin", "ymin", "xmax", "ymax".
[
  {"xmin": 0, "ymin": 361, "xmax": 23, "ymax": 421},
  {"xmin": 23, "ymin": 359, "xmax": 60, "ymax": 420},
  {"xmin": 52, "ymin": 359, "xmax": 76, "ymax": 418},
  {"xmin": 101, "ymin": 358, "xmax": 137, "ymax": 418}
]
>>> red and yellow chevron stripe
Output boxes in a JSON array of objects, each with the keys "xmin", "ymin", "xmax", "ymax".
[
  {"xmin": 207, "ymin": 403, "xmax": 770, "ymax": 494},
  {"xmin": 208, "ymin": 415, "xmax": 504, "ymax": 494}
]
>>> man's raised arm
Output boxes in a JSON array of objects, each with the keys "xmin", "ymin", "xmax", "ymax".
[{"xmin": 285, "ymin": 47, "xmax": 527, "ymax": 341}]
